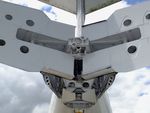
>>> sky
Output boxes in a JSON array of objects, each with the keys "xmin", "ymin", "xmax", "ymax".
[
  {"xmin": 0, "ymin": 0, "xmax": 150, "ymax": 113},
  {"xmin": 126, "ymin": 0, "xmax": 148, "ymax": 4}
]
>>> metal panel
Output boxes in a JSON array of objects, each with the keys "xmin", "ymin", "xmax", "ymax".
[
  {"xmin": 49, "ymin": 93, "xmax": 112, "ymax": 113},
  {"xmin": 0, "ymin": 1, "xmax": 74, "ymax": 78},
  {"xmin": 40, "ymin": 0, "xmax": 121, "ymax": 14},
  {"xmin": 83, "ymin": 1, "xmax": 150, "ymax": 75}
]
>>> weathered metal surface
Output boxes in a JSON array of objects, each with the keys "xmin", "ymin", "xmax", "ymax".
[{"xmin": 40, "ymin": 0, "xmax": 121, "ymax": 14}]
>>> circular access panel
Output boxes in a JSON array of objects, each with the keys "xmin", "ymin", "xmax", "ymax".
[
  {"xmin": 128, "ymin": 46, "xmax": 137, "ymax": 54},
  {"xmin": 20, "ymin": 46, "xmax": 29, "ymax": 54},
  {"xmin": 123, "ymin": 19, "xmax": 132, "ymax": 26}
]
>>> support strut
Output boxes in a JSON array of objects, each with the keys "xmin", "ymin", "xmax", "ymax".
[
  {"xmin": 74, "ymin": 0, "xmax": 85, "ymax": 80},
  {"xmin": 76, "ymin": 0, "xmax": 85, "ymax": 38}
]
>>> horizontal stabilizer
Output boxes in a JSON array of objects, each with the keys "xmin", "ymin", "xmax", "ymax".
[{"xmin": 40, "ymin": 0, "xmax": 121, "ymax": 14}]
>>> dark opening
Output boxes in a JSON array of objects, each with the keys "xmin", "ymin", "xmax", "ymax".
[
  {"xmin": 123, "ymin": 19, "xmax": 132, "ymax": 26},
  {"xmin": 74, "ymin": 59, "xmax": 83, "ymax": 80},
  {"xmin": 146, "ymin": 14, "xmax": 150, "ymax": 20},
  {"xmin": 82, "ymin": 82, "xmax": 89, "ymax": 88},
  {"xmin": 0, "ymin": 39, "xmax": 6, "ymax": 46},
  {"xmin": 26, "ymin": 20, "xmax": 34, "ymax": 26},
  {"xmin": 5, "ymin": 14, "xmax": 13, "ymax": 20},
  {"xmin": 68, "ymin": 82, "xmax": 75, "ymax": 88},
  {"xmin": 128, "ymin": 45, "xmax": 137, "ymax": 54},
  {"xmin": 20, "ymin": 46, "xmax": 29, "ymax": 54}
]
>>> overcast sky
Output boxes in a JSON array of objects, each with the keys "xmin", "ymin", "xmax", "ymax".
[{"xmin": 0, "ymin": 0, "xmax": 150, "ymax": 113}]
